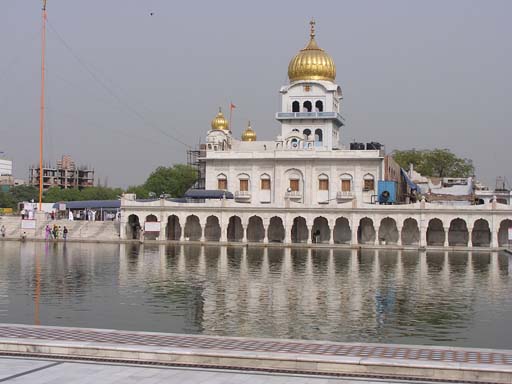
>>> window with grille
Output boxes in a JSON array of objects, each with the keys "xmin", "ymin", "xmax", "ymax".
[
  {"xmin": 364, "ymin": 179, "xmax": 374, "ymax": 191},
  {"xmin": 218, "ymin": 178, "xmax": 227, "ymax": 190},
  {"xmin": 341, "ymin": 179, "xmax": 351, "ymax": 192},
  {"xmin": 319, "ymin": 179, "xmax": 329, "ymax": 191},
  {"xmin": 239, "ymin": 179, "xmax": 248, "ymax": 192},
  {"xmin": 289, "ymin": 179, "xmax": 299, "ymax": 191},
  {"xmin": 261, "ymin": 179, "xmax": 271, "ymax": 190}
]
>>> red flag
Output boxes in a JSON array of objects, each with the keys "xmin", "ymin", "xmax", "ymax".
[{"xmin": 230, "ymin": 103, "xmax": 236, "ymax": 110}]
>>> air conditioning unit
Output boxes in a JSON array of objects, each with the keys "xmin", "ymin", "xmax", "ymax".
[{"xmin": 378, "ymin": 181, "xmax": 397, "ymax": 204}]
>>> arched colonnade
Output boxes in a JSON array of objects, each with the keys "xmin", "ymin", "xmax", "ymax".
[{"xmin": 125, "ymin": 213, "xmax": 512, "ymax": 248}]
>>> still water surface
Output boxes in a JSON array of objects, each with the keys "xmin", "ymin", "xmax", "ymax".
[{"xmin": 0, "ymin": 242, "xmax": 511, "ymax": 348}]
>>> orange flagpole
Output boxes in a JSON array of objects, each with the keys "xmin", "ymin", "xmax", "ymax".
[{"xmin": 38, "ymin": 0, "xmax": 47, "ymax": 211}]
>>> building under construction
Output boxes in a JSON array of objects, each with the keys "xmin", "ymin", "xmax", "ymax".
[{"xmin": 29, "ymin": 155, "xmax": 94, "ymax": 191}]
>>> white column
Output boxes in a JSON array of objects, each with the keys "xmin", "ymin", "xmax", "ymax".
[
  {"xmin": 242, "ymin": 224, "xmax": 247, "ymax": 243},
  {"xmin": 396, "ymin": 225, "xmax": 403, "ymax": 246},
  {"xmin": 284, "ymin": 220, "xmax": 292, "ymax": 244},
  {"xmin": 306, "ymin": 218, "xmax": 314, "ymax": 244},
  {"xmin": 328, "ymin": 218, "xmax": 335, "ymax": 245},
  {"xmin": 199, "ymin": 217, "xmax": 206, "ymax": 242},
  {"xmin": 444, "ymin": 227, "xmax": 450, "ymax": 247},
  {"xmin": 220, "ymin": 218, "xmax": 228, "ymax": 242},
  {"xmin": 351, "ymin": 220, "xmax": 358, "ymax": 245},
  {"xmin": 467, "ymin": 226, "xmax": 473, "ymax": 248},
  {"xmin": 262, "ymin": 218, "xmax": 270, "ymax": 244},
  {"xmin": 491, "ymin": 227, "xmax": 498, "ymax": 248},
  {"xmin": 420, "ymin": 224, "xmax": 427, "ymax": 247},
  {"xmin": 374, "ymin": 225, "xmax": 380, "ymax": 246},
  {"xmin": 158, "ymin": 220, "xmax": 166, "ymax": 241}
]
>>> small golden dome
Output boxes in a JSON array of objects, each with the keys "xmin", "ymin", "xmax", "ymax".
[
  {"xmin": 211, "ymin": 107, "xmax": 229, "ymax": 131},
  {"xmin": 241, "ymin": 121, "xmax": 257, "ymax": 142},
  {"xmin": 288, "ymin": 20, "xmax": 336, "ymax": 82}
]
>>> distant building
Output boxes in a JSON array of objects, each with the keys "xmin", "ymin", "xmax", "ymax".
[
  {"xmin": 0, "ymin": 158, "xmax": 12, "ymax": 176},
  {"xmin": 29, "ymin": 155, "xmax": 94, "ymax": 191}
]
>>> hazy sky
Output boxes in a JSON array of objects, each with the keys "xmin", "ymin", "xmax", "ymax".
[{"xmin": 1, "ymin": 0, "xmax": 511, "ymax": 188}]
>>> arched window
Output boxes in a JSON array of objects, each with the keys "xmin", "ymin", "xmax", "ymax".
[
  {"xmin": 292, "ymin": 101, "xmax": 300, "ymax": 112},
  {"xmin": 314, "ymin": 129, "xmax": 323, "ymax": 146},
  {"xmin": 363, "ymin": 174, "xmax": 375, "ymax": 191},
  {"xmin": 292, "ymin": 128, "xmax": 299, "ymax": 132},
  {"xmin": 290, "ymin": 138, "xmax": 299, "ymax": 149},
  {"xmin": 217, "ymin": 174, "xmax": 227, "ymax": 190},
  {"xmin": 318, "ymin": 174, "xmax": 329, "ymax": 191},
  {"xmin": 238, "ymin": 173, "xmax": 249, "ymax": 192},
  {"xmin": 303, "ymin": 128, "xmax": 311, "ymax": 138},
  {"xmin": 340, "ymin": 174, "xmax": 352, "ymax": 192},
  {"xmin": 303, "ymin": 101, "xmax": 312, "ymax": 112},
  {"xmin": 315, "ymin": 100, "xmax": 323, "ymax": 112},
  {"xmin": 260, "ymin": 174, "xmax": 271, "ymax": 190}
]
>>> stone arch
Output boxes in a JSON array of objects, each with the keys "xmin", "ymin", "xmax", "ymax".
[
  {"xmin": 166, "ymin": 215, "xmax": 181, "ymax": 240},
  {"xmin": 227, "ymin": 216, "xmax": 243, "ymax": 242},
  {"xmin": 184, "ymin": 215, "xmax": 202, "ymax": 241},
  {"xmin": 217, "ymin": 173, "xmax": 227, "ymax": 190},
  {"xmin": 285, "ymin": 168, "xmax": 304, "ymax": 195},
  {"xmin": 333, "ymin": 217, "xmax": 351, "ymax": 244},
  {"xmin": 247, "ymin": 216, "xmax": 265, "ymax": 242},
  {"xmin": 303, "ymin": 100, "xmax": 312, "ymax": 112},
  {"xmin": 427, "ymin": 218, "xmax": 444, "ymax": 246},
  {"xmin": 401, "ymin": 218, "xmax": 420, "ymax": 245},
  {"xmin": 204, "ymin": 215, "xmax": 221, "ymax": 241},
  {"xmin": 497, "ymin": 198, "xmax": 508, "ymax": 205},
  {"xmin": 314, "ymin": 129, "xmax": 323, "ymax": 145},
  {"xmin": 311, "ymin": 217, "xmax": 330, "ymax": 243},
  {"xmin": 268, "ymin": 216, "xmax": 285, "ymax": 243},
  {"xmin": 472, "ymin": 218, "xmax": 490, "ymax": 247},
  {"xmin": 292, "ymin": 100, "xmax": 300, "ymax": 112},
  {"xmin": 448, "ymin": 218, "xmax": 469, "ymax": 246},
  {"xmin": 291, "ymin": 216, "xmax": 308, "ymax": 243},
  {"xmin": 144, "ymin": 214, "xmax": 158, "ymax": 240},
  {"xmin": 127, "ymin": 214, "xmax": 141, "ymax": 240},
  {"xmin": 303, "ymin": 128, "xmax": 311, "ymax": 139},
  {"xmin": 315, "ymin": 100, "xmax": 323, "ymax": 112},
  {"xmin": 378, "ymin": 217, "xmax": 399, "ymax": 244},
  {"xmin": 363, "ymin": 173, "xmax": 375, "ymax": 192},
  {"xmin": 358, "ymin": 217, "xmax": 375, "ymax": 244},
  {"xmin": 498, "ymin": 219, "xmax": 512, "ymax": 246}
]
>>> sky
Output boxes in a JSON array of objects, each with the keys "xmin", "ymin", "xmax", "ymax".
[{"xmin": 1, "ymin": 0, "xmax": 511, "ymax": 188}]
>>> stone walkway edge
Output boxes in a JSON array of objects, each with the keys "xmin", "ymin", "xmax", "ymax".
[{"xmin": 0, "ymin": 324, "xmax": 511, "ymax": 383}]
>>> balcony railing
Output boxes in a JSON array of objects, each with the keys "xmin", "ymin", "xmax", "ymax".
[
  {"xmin": 235, "ymin": 191, "xmax": 251, "ymax": 201},
  {"xmin": 276, "ymin": 112, "xmax": 344, "ymax": 125},
  {"xmin": 336, "ymin": 191, "xmax": 354, "ymax": 201},
  {"xmin": 285, "ymin": 190, "xmax": 302, "ymax": 200}
]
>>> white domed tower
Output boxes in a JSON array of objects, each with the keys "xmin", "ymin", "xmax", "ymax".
[{"xmin": 277, "ymin": 20, "xmax": 343, "ymax": 150}]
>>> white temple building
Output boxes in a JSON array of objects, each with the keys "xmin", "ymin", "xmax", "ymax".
[
  {"xmin": 120, "ymin": 21, "xmax": 512, "ymax": 249},
  {"xmin": 204, "ymin": 20, "xmax": 388, "ymax": 206}
]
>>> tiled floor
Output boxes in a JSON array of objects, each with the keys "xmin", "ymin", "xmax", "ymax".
[
  {"xmin": 0, "ymin": 324, "xmax": 511, "ymax": 367},
  {"xmin": 0, "ymin": 357, "xmax": 453, "ymax": 383}
]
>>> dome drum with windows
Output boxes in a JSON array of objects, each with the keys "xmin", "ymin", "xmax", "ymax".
[{"xmin": 288, "ymin": 20, "xmax": 336, "ymax": 82}]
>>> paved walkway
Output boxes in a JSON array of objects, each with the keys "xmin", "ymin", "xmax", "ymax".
[
  {"xmin": 0, "ymin": 356, "xmax": 446, "ymax": 383},
  {"xmin": 0, "ymin": 324, "xmax": 511, "ymax": 383}
]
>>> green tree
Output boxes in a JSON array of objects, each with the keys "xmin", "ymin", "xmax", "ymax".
[
  {"xmin": 10, "ymin": 185, "xmax": 38, "ymax": 203},
  {"xmin": 0, "ymin": 191, "xmax": 16, "ymax": 209},
  {"xmin": 80, "ymin": 186, "xmax": 123, "ymax": 201},
  {"xmin": 143, "ymin": 164, "xmax": 197, "ymax": 197},
  {"xmin": 392, "ymin": 149, "xmax": 474, "ymax": 178},
  {"xmin": 126, "ymin": 185, "xmax": 150, "ymax": 199}
]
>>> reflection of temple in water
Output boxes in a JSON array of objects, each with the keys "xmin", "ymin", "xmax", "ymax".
[{"xmin": 118, "ymin": 244, "xmax": 511, "ymax": 343}]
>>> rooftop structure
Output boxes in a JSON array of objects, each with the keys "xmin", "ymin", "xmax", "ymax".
[{"xmin": 29, "ymin": 155, "xmax": 94, "ymax": 191}]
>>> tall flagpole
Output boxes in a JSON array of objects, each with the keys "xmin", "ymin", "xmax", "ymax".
[{"xmin": 38, "ymin": 0, "xmax": 47, "ymax": 210}]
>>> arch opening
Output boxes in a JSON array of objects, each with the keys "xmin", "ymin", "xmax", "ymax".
[
  {"xmin": 247, "ymin": 216, "xmax": 265, "ymax": 242},
  {"xmin": 227, "ymin": 216, "xmax": 244, "ymax": 242},
  {"xmin": 127, "ymin": 214, "xmax": 141, "ymax": 240},
  {"xmin": 448, "ymin": 218, "xmax": 468, "ymax": 246},
  {"xmin": 333, "ymin": 217, "xmax": 351, "ymax": 244},
  {"xmin": 401, "ymin": 218, "xmax": 420, "ymax": 245},
  {"xmin": 427, "ymin": 218, "xmax": 444, "ymax": 246},
  {"xmin": 166, "ymin": 215, "xmax": 181, "ymax": 240},
  {"xmin": 472, "ymin": 219, "xmax": 490, "ymax": 247},
  {"xmin": 292, "ymin": 101, "xmax": 300, "ymax": 112},
  {"xmin": 311, "ymin": 217, "xmax": 330, "ymax": 243},
  {"xmin": 498, "ymin": 219, "xmax": 512, "ymax": 246},
  {"xmin": 303, "ymin": 101, "xmax": 312, "ymax": 112},
  {"xmin": 378, "ymin": 217, "xmax": 398, "ymax": 244},
  {"xmin": 144, "ymin": 214, "xmax": 159, "ymax": 240},
  {"xmin": 315, "ymin": 100, "xmax": 323, "ymax": 112},
  {"xmin": 184, "ymin": 215, "xmax": 202, "ymax": 241},
  {"xmin": 291, "ymin": 217, "xmax": 308, "ymax": 243},
  {"xmin": 205, "ymin": 215, "xmax": 221, "ymax": 241},
  {"xmin": 358, "ymin": 217, "xmax": 375, "ymax": 244},
  {"xmin": 268, "ymin": 216, "xmax": 285, "ymax": 243}
]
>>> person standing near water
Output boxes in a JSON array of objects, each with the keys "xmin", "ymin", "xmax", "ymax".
[
  {"xmin": 1, "ymin": 225, "xmax": 6, "ymax": 238},
  {"xmin": 63, "ymin": 226, "xmax": 68, "ymax": 240}
]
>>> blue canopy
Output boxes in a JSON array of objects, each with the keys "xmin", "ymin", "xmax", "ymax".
[
  {"xmin": 52, "ymin": 200, "xmax": 120, "ymax": 210},
  {"xmin": 400, "ymin": 168, "xmax": 418, "ymax": 191}
]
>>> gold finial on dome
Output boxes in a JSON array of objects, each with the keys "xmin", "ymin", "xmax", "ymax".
[
  {"xmin": 211, "ymin": 107, "xmax": 229, "ymax": 131},
  {"xmin": 241, "ymin": 120, "xmax": 257, "ymax": 142},
  {"xmin": 288, "ymin": 19, "xmax": 336, "ymax": 82}
]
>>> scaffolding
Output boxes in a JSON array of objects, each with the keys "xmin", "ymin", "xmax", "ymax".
[{"xmin": 187, "ymin": 144, "xmax": 206, "ymax": 190}]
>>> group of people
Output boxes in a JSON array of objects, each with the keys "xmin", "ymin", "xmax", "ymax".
[{"xmin": 45, "ymin": 224, "xmax": 68, "ymax": 241}]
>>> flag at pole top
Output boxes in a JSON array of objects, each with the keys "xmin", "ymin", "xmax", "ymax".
[{"xmin": 230, "ymin": 103, "xmax": 236, "ymax": 110}]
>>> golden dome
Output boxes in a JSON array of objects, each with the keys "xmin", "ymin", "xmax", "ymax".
[
  {"xmin": 211, "ymin": 107, "xmax": 229, "ymax": 131},
  {"xmin": 288, "ymin": 20, "xmax": 336, "ymax": 82},
  {"xmin": 241, "ymin": 121, "xmax": 257, "ymax": 142}
]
